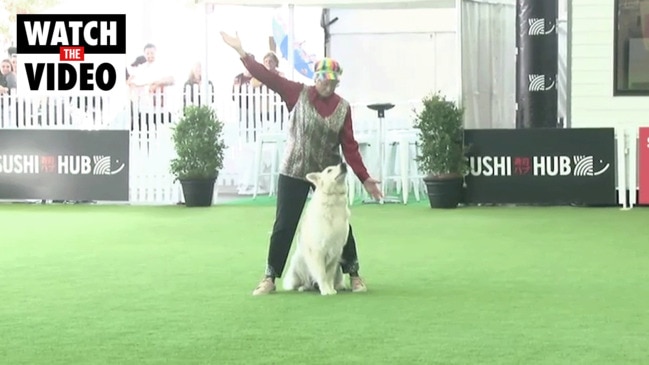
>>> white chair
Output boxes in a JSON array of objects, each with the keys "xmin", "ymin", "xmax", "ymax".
[
  {"xmin": 382, "ymin": 129, "xmax": 424, "ymax": 204},
  {"xmin": 406, "ymin": 136, "xmax": 426, "ymax": 203},
  {"xmin": 252, "ymin": 132, "xmax": 286, "ymax": 199}
]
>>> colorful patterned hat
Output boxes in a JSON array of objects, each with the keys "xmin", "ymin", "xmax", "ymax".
[{"xmin": 313, "ymin": 58, "xmax": 342, "ymax": 81}]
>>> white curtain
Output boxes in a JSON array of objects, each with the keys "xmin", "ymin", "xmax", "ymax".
[
  {"xmin": 461, "ymin": 0, "xmax": 568, "ymax": 129},
  {"xmin": 461, "ymin": 0, "xmax": 516, "ymax": 129}
]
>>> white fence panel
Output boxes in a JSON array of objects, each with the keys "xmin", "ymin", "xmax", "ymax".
[
  {"xmin": 1, "ymin": 83, "xmax": 410, "ymax": 204},
  {"xmin": 0, "ymin": 83, "xmax": 299, "ymax": 204}
]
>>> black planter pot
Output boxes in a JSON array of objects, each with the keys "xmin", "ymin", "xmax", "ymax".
[
  {"xmin": 423, "ymin": 175, "xmax": 464, "ymax": 209},
  {"xmin": 180, "ymin": 177, "xmax": 217, "ymax": 207}
]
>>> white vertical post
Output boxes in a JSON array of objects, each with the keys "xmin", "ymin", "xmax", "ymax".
[
  {"xmin": 629, "ymin": 128, "xmax": 638, "ymax": 208},
  {"xmin": 287, "ymin": 3, "xmax": 296, "ymax": 81},
  {"xmin": 141, "ymin": 0, "xmax": 153, "ymax": 47},
  {"xmin": 203, "ymin": 2, "xmax": 211, "ymax": 106},
  {"xmin": 455, "ymin": 0, "xmax": 463, "ymax": 107},
  {"xmin": 616, "ymin": 127, "xmax": 628, "ymax": 209}
]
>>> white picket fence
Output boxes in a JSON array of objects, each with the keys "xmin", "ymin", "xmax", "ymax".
[{"xmin": 0, "ymin": 84, "xmax": 419, "ymax": 204}]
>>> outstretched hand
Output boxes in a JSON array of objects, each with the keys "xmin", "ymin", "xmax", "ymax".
[
  {"xmin": 220, "ymin": 31, "xmax": 243, "ymax": 52},
  {"xmin": 363, "ymin": 177, "xmax": 383, "ymax": 201}
]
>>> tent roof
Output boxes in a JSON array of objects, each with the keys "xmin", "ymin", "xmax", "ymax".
[{"xmin": 196, "ymin": 0, "xmax": 455, "ymax": 9}]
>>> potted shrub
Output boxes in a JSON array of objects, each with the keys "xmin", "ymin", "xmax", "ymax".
[
  {"xmin": 413, "ymin": 91, "xmax": 468, "ymax": 209},
  {"xmin": 170, "ymin": 104, "xmax": 227, "ymax": 207}
]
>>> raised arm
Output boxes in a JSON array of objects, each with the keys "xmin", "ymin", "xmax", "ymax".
[
  {"xmin": 239, "ymin": 54, "xmax": 303, "ymax": 110},
  {"xmin": 220, "ymin": 31, "xmax": 303, "ymax": 111}
]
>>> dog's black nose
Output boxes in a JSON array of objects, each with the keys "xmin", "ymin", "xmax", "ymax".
[{"xmin": 340, "ymin": 162, "xmax": 347, "ymax": 172}]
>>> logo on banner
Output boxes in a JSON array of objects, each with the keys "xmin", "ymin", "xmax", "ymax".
[
  {"xmin": 528, "ymin": 74, "xmax": 556, "ymax": 91},
  {"xmin": 0, "ymin": 154, "xmax": 126, "ymax": 175},
  {"xmin": 572, "ymin": 155, "xmax": 610, "ymax": 176},
  {"xmin": 92, "ymin": 156, "xmax": 125, "ymax": 175},
  {"xmin": 469, "ymin": 155, "xmax": 610, "ymax": 177},
  {"xmin": 528, "ymin": 18, "xmax": 556, "ymax": 35},
  {"xmin": 15, "ymin": 14, "xmax": 126, "ymax": 97}
]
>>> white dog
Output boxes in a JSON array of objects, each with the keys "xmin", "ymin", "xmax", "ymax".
[{"xmin": 283, "ymin": 162, "xmax": 351, "ymax": 295}]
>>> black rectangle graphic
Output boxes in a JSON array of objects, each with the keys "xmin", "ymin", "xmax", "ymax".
[
  {"xmin": 0, "ymin": 130, "xmax": 129, "ymax": 201},
  {"xmin": 16, "ymin": 14, "xmax": 126, "ymax": 54},
  {"xmin": 463, "ymin": 128, "xmax": 617, "ymax": 205}
]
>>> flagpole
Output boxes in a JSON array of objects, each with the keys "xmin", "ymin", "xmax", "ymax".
[{"xmin": 287, "ymin": 3, "xmax": 295, "ymax": 81}]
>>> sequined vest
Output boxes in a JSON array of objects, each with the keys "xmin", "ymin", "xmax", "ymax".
[{"xmin": 280, "ymin": 86, "xmax": 350, "ymax": 180}]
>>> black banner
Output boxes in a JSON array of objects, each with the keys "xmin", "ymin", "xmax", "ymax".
[
  {"xmin": 464, "ymin": 128, "xmax": 617, "ymax": 205},
  {"xmin": 516, "ymin": 0, "xmax": 558, "ymax": 129},
  {"xmin": 0, "ymin": 130, "xmax": 129, "ymax": 201}
]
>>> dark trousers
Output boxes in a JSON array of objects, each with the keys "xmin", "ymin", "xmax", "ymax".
[{"xmin": 265, "ymin": 174, "xmax": 360, "ymax": 278}]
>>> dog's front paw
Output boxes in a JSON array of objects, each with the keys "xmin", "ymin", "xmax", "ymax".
[{"xmin": 319, "ymin": 287, "xmax": 337, "ymax": 296}]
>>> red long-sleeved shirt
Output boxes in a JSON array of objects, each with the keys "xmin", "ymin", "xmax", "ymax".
[{"xmin": 240, "ymin": 54, "xmax": 370, "ymax": 183}]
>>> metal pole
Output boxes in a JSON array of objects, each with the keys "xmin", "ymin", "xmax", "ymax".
[
  {"xmin": 456, "ymin": 0, "xmax": 463, "ymax": 108},
  {"xmin": 287, "ymin": 4, "xmax": 296, "ymax": 81},
  {"xmin": 203, "ymin": 2, "xmax": 210, "ymax": 106}
]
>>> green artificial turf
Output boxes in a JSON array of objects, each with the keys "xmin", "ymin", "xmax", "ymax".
[{"xmin": 1, "ymin": 202, "xmax": 648, "ymax": 364}]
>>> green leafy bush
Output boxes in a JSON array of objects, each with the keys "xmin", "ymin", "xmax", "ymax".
[
  {"xmin": 170, "ymin": 105, "xmax": 227, "ymax": 180},
  {"xmin": 413, "ymin": 92, "xmax": 469, "ymax": 178}
]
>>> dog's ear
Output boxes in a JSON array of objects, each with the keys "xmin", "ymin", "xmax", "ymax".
[{"xmin": 305, "ymin": 172, "xmax": 320, "ymax": 185}]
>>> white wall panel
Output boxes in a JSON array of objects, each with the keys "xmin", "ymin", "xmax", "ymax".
[{"xmin": 571, "ymin": 0, "xmax": 649, "ymax": 128}]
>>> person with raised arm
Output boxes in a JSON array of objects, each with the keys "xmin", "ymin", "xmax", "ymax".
[{"xmin": 220, "ymin": 31, "xmax": 382, "ymax": 296}]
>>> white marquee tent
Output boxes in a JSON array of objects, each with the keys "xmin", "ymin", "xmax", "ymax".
[
  {"xmin": 198, "ymin": 0, "xmax": 455, "ymax": 8},
  {"xmin": 197, "ymin": 0, "xmax": 567, "ymax": 130}
]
